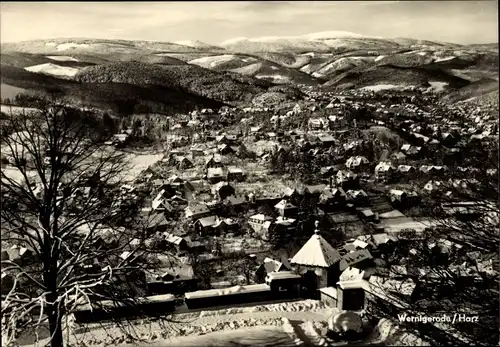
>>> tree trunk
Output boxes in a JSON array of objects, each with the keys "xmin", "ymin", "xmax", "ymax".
[{"xmin": 47, "ymin": 296, "xmax": 63, "ymax": 347}]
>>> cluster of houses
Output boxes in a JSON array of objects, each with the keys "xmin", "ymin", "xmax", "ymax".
[{"xmin": 1, "ymin": 84, "xmax": 498, "ymax": 346}]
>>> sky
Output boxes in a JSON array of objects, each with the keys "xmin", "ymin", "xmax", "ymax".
[{"xmin": 1, "ymin": 1, "xmax": 498, "ymax": 44}]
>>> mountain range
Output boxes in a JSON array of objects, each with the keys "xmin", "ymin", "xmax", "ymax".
[{"xmin": 1, "ymin": 31, "xmax": 498, "ymax": 114}]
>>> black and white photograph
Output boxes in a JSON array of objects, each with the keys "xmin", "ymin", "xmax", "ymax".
[{"xmin": 0, "ymin": 1, "xmax": 498, "ymax": 346}]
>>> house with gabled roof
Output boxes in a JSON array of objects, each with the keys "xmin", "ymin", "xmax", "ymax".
[
  {"xmin": 152, "ymin": 193, "xmax": 175, "ymax": 214},
  {"xmin": 400, "ymin": 144, "xmax": 411, "ymax": 152},
  {"xmin": 336, "ymin": 170, "xmax": 358, "ymax": 188},
  {"xmin": 274, "ymin": 199, "xmax": 298, "ymax": 218},
  {"xmin": 224, "ymin": 195, "xmax": 247, "ymax": 211},
  {"xmin": 317, "ymin": 135, "xmax": 336, "ymax": 147},
  {"xmin": 205, "ymin": 155, "xmax": 223, "ymax": 169},
  {"xmin": 145, "ymin": 263, "xmax": 196, "ymax": 295},
  {"xmin": 146, "ymin": 213, "xmax": 170, "ymax": 233},
  {"xmin": 274, "ymin": 216, "xmax": 297, "ymax": 235},
  {"xmin": 184, "ymin": 203, "xmax": 211, "ymax": 220},
  {"xmin": 254, "ymin": 257, "xmax": 291, "ymax": 283},
  {"xmin": 207, "ymin": 167, "xmax": 225, "ymax": 184},
  {"xmin": 161, "ymin": 233, "xmax": 189, "ymax": 253},
  {"xmin": 190, "ymin": 144, "xmax": 205, "ymax": 157},
  {"xmin": 218, "ymin": 144, "xmax": 236, "ymax": 155},
  {"xmin": 345, "ymin": 156, "xmax": 369, "ymax": 171},
  {"xmin": 176, "ymin": 156, "xmax": 194, "ymax": 170},
  {"xmin": 374, "ymin": 162, "xmax": 396, "ymax": 182},
  {"xmin": 396, "ymin": 165, "xmax": 416, "ymax": 181},
  {"xmin": 248, "ymin": 214, "xmax": 274, "ymax": 240},
  {"xmin": 227, "ymin": 167, "xmax": 244, "ymax": 182},
  {"xmin": 194, "ymin": 216, "xmax": 218, "ymax": 235},
  {"xmin": 283, "ymin": 187, "xmax": 302, "ymax": 201},
  {"xmin": 168, "ymin": 174, "xmax": 184, "ymax": 187},
  {"xmin": 339, "ymin": 249, "xmax": 374, "ymax": 272},
  {"xmin": 216, "ymin": 134, "xmax": 238, "ymax": 145},
  {"xmin": 346, "ymin": 189, "xmax": 368, "ymax": 203},
  {"xmin": 319, "ymin": 187, "xmax": 347, "ymax": 207},
  {"xmin": 214, "ymin": 217, "xmax": 239, "ymax": 235}
]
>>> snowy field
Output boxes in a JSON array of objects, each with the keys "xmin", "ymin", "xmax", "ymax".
[
  {"xmin": 24, "ymin": 63, "xmax": 80, "ymax": 78},
  {"xmin": 189, "ymin": 55, "xmax": 239, "ymax": 68},
  {"xmin": 427, "ymin": 81, "xmax": 449, "ymax": 93},
  {"xmin": 0, "ymin": 104, "xmax": 38, "ymax": 116},
  {"xmin": 119, "ymin": 151, "xmax": 164, "ymax": 182},
  {"xmin": 56, "ymin": 42, "xmax": 91, "ymax": 51},
  {"xmin": 361, "ymin": 84, "xmax": 411, "ymax": 92},
  {"xmin": 46, "ymin": 55, "xmax": 79, "ymax": 62},
  {"xmin": 0, "ymin": 150, "xmax": 163, "ymax": 185}
]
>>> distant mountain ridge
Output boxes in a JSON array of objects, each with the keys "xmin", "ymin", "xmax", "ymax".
[{"xmin": 1, "ymin": 32, "xmax": 498, "ymax": 112}]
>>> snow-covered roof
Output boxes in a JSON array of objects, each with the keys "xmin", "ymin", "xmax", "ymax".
[
  {"xmin": 275, "ymin": 199, "xmax": 297, "ymax": 210},
  {"xmin": 275, "ymin": 216, "xmax": 296, "ymax": 225},
  {"xmin": 185, "ymin": 204, "xmax": 210, "ymax": 216},
  {"xmin": 162, "ymin": 233, "xmax": 186, "ymax": 245},
  {"xmin": 266, "ymin": 271, "xmax": 301, "ymax": 281},
  {"xmin": 214, "ymin": 218, "xmax": 237, "ymax": 227},
  {"xmin": 375, "ymin": 162, "xmax": 395, "ymax": 172},
  {"xmin": 389, "ymin": 189, "xmax": 406, "ymax": 197},
  {"xmin": 352, "ymin": 239, "xmax": 371, "ymax": 249},
  {"xmin": 228, "ymin": 167, "xmax": 243, "ymax": 173},
  {"xmin": 197, "ymin": 216, "xmax": 218, "ymax": 227},
  {"xmin": 337, "ymin": 170, "xmax": 357, "ymax": 179},
  {"xmin": 379, "ymin": 210, "xmax": 406, "ymax": 219},
  {"xmin": 291, "ymin": 230, "xmax": 341, "ymax": 268},
  {"xmin": 346, "ymin": 156, "xmax": 369, "ymax": 167},
  {"xmin": 319, "ymin": 286, "xmax": 337, "ymax": 299},
  {"xmin": 346, "ymin": 189, "xmax": 367, "ymax": 198},
  {"xmin": 207, "ymin": 167, "xmax": 224, "ymax": 177},
  {"xmin": 185, "ymin": 284, "xmax": 270, "ymax": 299},
  {"xmin": 397, "ymin": 165, "xmax": 414, "ymax": 172},
  {"xmin": 339, "ymin": 249, "xmax": 373, "ymax": 271},
  {"xmin": 339, "ymin": 267, "xmax": 371, "ymax": 281},
  {"xmin": 249, "ymin": 214, "xmax": 273, "ymax": 222},
  {"xmin": 371, "ymin": 233, "xmax": 398, "ymax": 246},
  {"xmin": 205, "ymin": 155, "xmax": 222, "ymax": 164}
]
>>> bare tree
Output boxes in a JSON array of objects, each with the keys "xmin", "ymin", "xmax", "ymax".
[
  {"xmin": 368, "ymin": 155, "xmax": 500, "ymax": 346},
  {"xmin": 0, "ymin": 102, "xmax": 174, "ymax": 347}
]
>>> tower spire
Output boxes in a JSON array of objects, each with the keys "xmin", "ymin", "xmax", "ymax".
[{"xmin": 314, "ymin": 220, "xmax": 320, "ymax": 236}]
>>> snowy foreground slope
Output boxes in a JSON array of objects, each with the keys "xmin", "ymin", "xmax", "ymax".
[
  {"xmin": 121, "ymin": 323, "xmax": 303, "ymax": 347},
  {"xmin": 18, "ymin": 300, "xmax": 425, "ymax": 346}
]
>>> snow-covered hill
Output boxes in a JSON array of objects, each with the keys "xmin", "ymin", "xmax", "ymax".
[
  {"xmin": 174, "ymin": 40, "xmax": 223, "ymax": 50},
  {"xmin": 220, "ymin": 31, "xmax": 400, "ymax": 53},
  {"xmin": 24, "ymin": 63, "xmax": 80, "ymax": 78}
]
